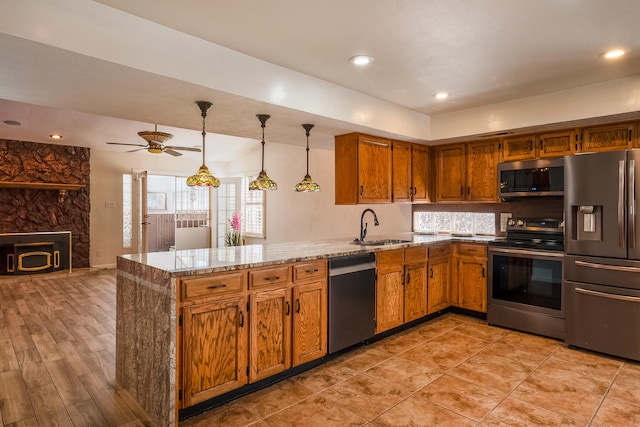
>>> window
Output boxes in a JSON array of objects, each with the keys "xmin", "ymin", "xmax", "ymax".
[
  {"xmin": 217, "ymin": 179, "xmax": 241, "ymax": 247},
  {"xmin": 242, "ymin": 176, "xmax": 266, "ymax": 238},
  {"xmin": 414, "ymin": 211, "xmax": 495, "ymax": 235},
  {"xmin": 175, "ymin": 177, "xmax": 210, "ymax": 228},
  {"xmin": 123, "ymin": 173, "xmax": 132, "ymax": 248}
]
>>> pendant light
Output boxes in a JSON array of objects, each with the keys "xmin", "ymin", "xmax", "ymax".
[
  {"xmin": 187, "ymin": 101, "xmax": 220, "ymax": 187},
  {"xmin": 248, "ymin": 114, "xmax": 278, "ymax": 191},
  {"xmin": 294, "ymin": 124, "xmax": 320, "ymax": 192}
]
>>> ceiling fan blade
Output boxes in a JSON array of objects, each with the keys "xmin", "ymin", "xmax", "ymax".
[
  {"xmin": 164, "ymin": 148, "xmax": 183, "ymax": 156},
  {"xmin": 126, "ymin": 148, "xmax": 147, "ymax": 153},
  {"xmin": 165, "ymin": 146, "xmax": 201, "ymax": 152},
  {"xmin": 106, "ymin": 141, "xmax": 148, "ymax": 148}
]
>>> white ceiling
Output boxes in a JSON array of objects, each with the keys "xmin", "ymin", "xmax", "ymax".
[{"xmin": 0, "ymin": 0, "xmax": 639, "ymax": 162}]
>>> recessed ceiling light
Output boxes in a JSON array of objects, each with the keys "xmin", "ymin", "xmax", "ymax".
[
  {"xmin": 602, "ymin": 48, "xmax": 627, "ymax": 59},
  {"xmin": 349, "ymin": 55, "xmax": 374, "ymax": 66},
  {"xmin": 49, "ymin": 134, "xmax": 63, "ymax": 140},
  {"xmin": 3, "ymin": 120, "xmax": 21, "ymax": 126},
  {"xmin": 434, "ymin": 92, "xmax": 449, "ymax": 100}
]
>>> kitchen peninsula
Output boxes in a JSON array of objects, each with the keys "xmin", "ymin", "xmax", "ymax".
[{"xmin": 115, "ymin": 233, "xmax": 497, "ymax": 426}]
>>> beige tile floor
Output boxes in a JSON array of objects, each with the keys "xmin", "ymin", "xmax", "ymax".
[
  {"xmin": 183, "ymin": 315, "xmax": 640, "ymax": 427},
  {"xmin": 1, "ymin": 269, "xmax": 639, "ymax": 426}
]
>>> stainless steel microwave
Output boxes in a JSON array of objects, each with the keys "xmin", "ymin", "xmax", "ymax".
[{"xmin": 498, "ymin": 158, "xmax": 564, "ymax": 200}]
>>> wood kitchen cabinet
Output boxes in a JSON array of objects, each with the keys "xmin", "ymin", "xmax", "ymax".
[
  {"xmin": 451, "ymin": 243, "xmax": 487, "ymax": 313},
  {"xmin": 249, "ymin": 261, "xmax": 327, "ymax": 381},
  {"xmin": 392, "ymin": 140, "xmax": 412, "ymax": 202},
  {"xmin": 580, "ymin": 122, "xmax": 635, "ymax": 152},
  {"xmin": 500, "ymin": 130, "xmax": 576, "ymax": 162},
  {"xmin": 411, "ymin": 143, "xmax": 430, "ymax": 202},
  {"xmin": 376, "ymin": 246, "xmax": 427, "ymax": 333},
  {"xmin": 427, "ymin": 243, "xmax": 451, "ymax": 314},
  {"xmin": 291, "ymin": 260, "xmax": 327, "ymax": 366},
  {"xmin": 435, "ymin": 141, "xmax": 498, "ymax": 202},
  {"xmin": 179, "ymin": 270, "xmax": 249, "ymax": 407},
  {"xmin": 335, "ymin": 132, "xmax": 392, "ymax": 204}
]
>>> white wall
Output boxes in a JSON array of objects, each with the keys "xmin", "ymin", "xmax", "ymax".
[{"xmin": 431, "ymin": 76, "xmax": 640, "ymax": 140}]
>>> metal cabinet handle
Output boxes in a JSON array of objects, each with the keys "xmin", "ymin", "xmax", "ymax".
[
  {"xmin": 430, "ymin": 268, "xmax": 434, "ymax": 278},
  {"xmin": 482, "ymin": 267, "xmax": 485, "ymax": 278},
  {"xmin": 305, "ymin": 269, "xmax": 319, "ymax": 273},
  {"xmin": 239, "ymin": 311, "xmax": 245, "ymax": 327},
  {"xmin": 360, "ymin": 185, "xmax": 364, "ymax": 196},
  {"xmin": 576, "ymin": 287, "xmax": 640, "ymax": 303},
  {"xmin": 406, "ymin": 272, "xmax": 410, "ymax": 284},
  {"xmin": 207, "ymin": 283, "xmax": 226, "ymax": 289},
  {"xmin": 401, "ymin": 273, "xmax": 405, "ymax": 285},
  {"xmin": 296, "ymin": 299, "xmax": 301, "ymax": 313},
  {"xmin": 286, "ymin": 301, "xmax": 290, "ymax": 315},
  {"xmin": 265, "ymin": 276, "xmax": 280, "ymax": 281}
]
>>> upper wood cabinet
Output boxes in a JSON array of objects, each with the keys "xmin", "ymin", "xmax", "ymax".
[
  {"xmin": 467, "ymin": 140, "xmax": 499, "ymax": 202},
  {"xmin": 435, "ymin": 143, "xmax": 466, "ymax": 202},
  {"xmin": 580, "ymin": 122, "xmax": 635, "ymax": 153},
  {"xmin": 435, "ymin": 141, "xmax": 498, "ymax": 202},
  {"xmin": 411, "ymin": 144, "xmax": 430, "ymax": 202},
  {"xmin": 392, "ymin": 140, "xmax": 412, "ymax": 202},
  {"xmin": 335, "ymin": 133, "xmax": 392, "ymax": 204},
  {"xmin": 500, "ymin": 129, "xmax": 576, "ymax": 162}
]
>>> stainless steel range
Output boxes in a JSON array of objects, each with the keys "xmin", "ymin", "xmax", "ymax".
[{"xmin": 488, "ymin": 218, "xmax": 565, "ymax": 339}]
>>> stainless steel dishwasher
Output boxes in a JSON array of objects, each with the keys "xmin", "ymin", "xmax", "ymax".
[{"xmin": 328, "ymin": 252, "xmax": 376, "ymax": 354}]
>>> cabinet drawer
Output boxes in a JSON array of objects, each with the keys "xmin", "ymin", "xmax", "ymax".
[
  {"xmin": 377, "ymin": 248, "xmax": 404, "ymax": 266},
  {"xmin": 455, "ymin": 243, "xmax": 487, "ymax": 257},
  {"xmin": 249, "ymin": 265, "xmax": 291, "ymax": 289},
  {"xmin": 293, "ymin": 260, "xmax": 327, "ymax": 283},
  {"xmin": 181, "ymin": 271, "xmax": 245, "ymax": 300},
  {"xmin": 428, "ymin": 244, "xmax": 451, "ymax": 258},
  {"xmin": 404, "ymin": 246, "xmax": 427, "ymax": 264}
]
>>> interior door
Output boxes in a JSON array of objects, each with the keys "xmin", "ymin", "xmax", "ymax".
[{"xmin": 132, "ymin": 170, "xmax": 149, "ymax": 254}]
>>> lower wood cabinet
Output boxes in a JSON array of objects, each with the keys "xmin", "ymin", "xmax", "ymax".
[
  {"xmin": 181, "ymin": 295, "xmax": 248, "ymax": 407},
  {"xmin": 427, "ymin": 244, "xmax": 451, "ymax": 314},
  {"xmin": 179, "ymin": 260, "xmax": 327, "ymax": 409},
  {"xmin": 376, "ymin": 247, "xmax": 427, "ymax": 333},
  {"xmin": 451, "ymin": 243, "xmax": 487, "ymax": 313}
]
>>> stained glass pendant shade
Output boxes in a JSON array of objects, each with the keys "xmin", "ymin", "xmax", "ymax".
[
  {"xmin": 187, "ymin": 101, "xmax": 220, "ymax": 187},
  {"xmin": 295, "ymin": 123, "xmax": 320, "ymax": 192},
  {"xmin": 249, "ymin": 114, "xmax": 278, "ymax": 191}
]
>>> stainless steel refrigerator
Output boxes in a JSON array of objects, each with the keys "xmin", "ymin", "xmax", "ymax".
[{"xmin": 564, "ymin": 149, "xmax": 640, "ymax": 361}]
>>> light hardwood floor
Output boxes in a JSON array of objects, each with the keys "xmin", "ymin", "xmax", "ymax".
[{"xmin": 2, "ymin": 269, "xmax": 640, "ymax": 426}]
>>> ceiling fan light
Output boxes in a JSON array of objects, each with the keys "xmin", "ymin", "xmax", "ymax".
[
  {"xmin": 147, "ymin": 145, "xmax": 163, "ymax": 154},
  {"xmin": 187, "ymin": 165, "xmax": 220, "ymax": 187}
]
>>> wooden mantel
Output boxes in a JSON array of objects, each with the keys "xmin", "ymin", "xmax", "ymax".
[{"xmin": 0, "ymin": 181, "xmax": 86, "ymax": 202}]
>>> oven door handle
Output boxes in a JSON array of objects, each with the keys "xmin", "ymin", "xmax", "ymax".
[
  {"xmin": 574, "ymin": 260, "xmax": 640, "ymax": 273},
  {"xmin": 575, "ymin": 287, "xmax": 640, "ymax": 303},
  {"xmin": 489, "ymin": 247, "xmax": 565, "ymax": 258}
]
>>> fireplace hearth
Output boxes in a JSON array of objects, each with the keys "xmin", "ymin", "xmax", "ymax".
[{"xmin": 0, "ymin": 232, "xmax": 71, "ymax": 275}]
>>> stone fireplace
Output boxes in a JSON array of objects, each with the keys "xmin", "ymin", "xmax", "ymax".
[{"xmin": 0, "ymin": 140, "xmax": 90, "ymax": 268}]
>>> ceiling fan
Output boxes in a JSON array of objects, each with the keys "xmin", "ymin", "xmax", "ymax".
[{"xmin": 106, "ymin": 125, "xmax": 202, "ymax": 157}]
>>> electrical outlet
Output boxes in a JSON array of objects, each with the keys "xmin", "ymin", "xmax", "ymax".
[
  {"xmin": 500, "ymin": 213, "xmax": 512, "ymax": 232},
  {"xmin": 105, "ymin": 201, "xmax": 116, "ymax": 208}
]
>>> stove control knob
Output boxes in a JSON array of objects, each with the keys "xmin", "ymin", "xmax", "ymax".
[
  {"xmin": 516, "ymin": 220, "xmax": 524, "ymax": 227},
  {"xmin": 507, "ymin": 219, "xmax": 516, "ymax": 227}
]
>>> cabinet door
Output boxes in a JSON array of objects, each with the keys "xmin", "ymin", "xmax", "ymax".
[
  {"xmin": 458, "ymin": 257, "xmax": 487, "ymax": 313},
  {"xmin": 182, "ymin": 296, "xmax": 248, "ymax": 407},
  {"xmin": 435, "ymin": 143, "xmax": 466, "ymax": 202},
  {"xmin": 392, "ymin": 140, "xmax": 412, "ymax": 202},
  {"xmin": 249, "ymin": 288, "xmax": 291, "ymax": 382},
  {"xmin": 427, "ymin": 257, "xmax": 450, "ymax": 314},
  {"xmin": 500, "ymin": 135, "xmax": 536, "ymax": 162},
  {"xmin": 580, "ymin": 122, "xmax": 635, "ymax": 153},
  {"xmin": 358, "ymin": 135, "xmax": 392, "ymax": 203},
  {"xmin": 411, "ymin": 144, "xmax": 430, "ymax": 202},
  {"xmin": 292, "ymin": 281, "xmax": 327, "ymax": 366},
  {"xmin": 467, "ymin": 140, "xmax": 498, "ymax": 202},
  {"xmin": 376, "ymin": 266, "xmax": 405, "ymax": 333},
  {"xmin": 404, "ymin": 262, "xmax": 427, "ymax": 322},
  {"xmin": 538, "ymin": 129, "xmax": 576, "ymax": 158}
]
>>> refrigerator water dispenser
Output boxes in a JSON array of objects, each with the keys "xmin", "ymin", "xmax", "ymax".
[{"xmin": 575, "ymin": 205, "xmax": 602, "ymax": 241}]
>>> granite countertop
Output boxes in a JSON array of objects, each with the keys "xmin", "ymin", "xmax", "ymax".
[{"xmin": 120, "ymin": 233, "xmax": 503, "ymax": 277}]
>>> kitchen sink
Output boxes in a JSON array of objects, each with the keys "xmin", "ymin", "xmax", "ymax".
[{"xmin": 351, "ymin": 239, "xmax": 411, "ymax": 246}]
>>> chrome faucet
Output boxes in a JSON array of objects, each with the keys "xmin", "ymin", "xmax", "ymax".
[{"xmin": 357, "ymin": 208, "xmax": 379, "ymax": 242}]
